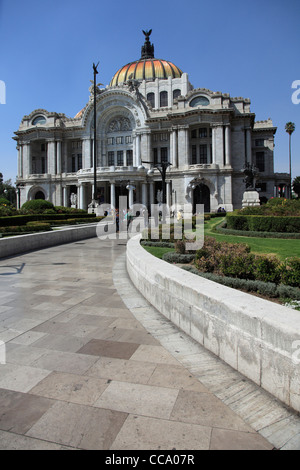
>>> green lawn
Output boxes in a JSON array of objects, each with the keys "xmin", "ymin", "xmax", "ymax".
[
  {"xmin": 142, "ymin": 245, "xmax": 175, "ymax": 259},
  {"xmin": 204, "ymin": 217, "xmax": 300, "ymax": 260}
]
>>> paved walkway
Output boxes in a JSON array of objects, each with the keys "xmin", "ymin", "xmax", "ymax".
[{"xmin": 0, "ymin": 237, "xmax": 299, "ymax": 450}]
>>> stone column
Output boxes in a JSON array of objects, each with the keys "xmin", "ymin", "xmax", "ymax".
[
  {"xmin": 170, "ymin": 128, "xmax": 178, "ymax": 168},
  {"xmin": 23, "ymin": 142, "xmax": 31, "ymax": 177},
  {"xmin": 177, "ymin": 126, "xmax": 189, "ymax": 168},
  {"xmin": 56, "ymin": 140, "xmax": 62, "ymax": 174},
  {"xmin": 18, "ymin": 144, "xmax": 23, "ymax": 177},
  {"xmin": 225, "ymin": 125, "xmax": 231, "ymax": 166},
  {"xmin": 135, "ymin": 134, "xmax": 141, "ymax": 167},
  {"xmin": 110, "ymin": 181, "xmax": 116, "ymax": 209},
  {"xmin": 47, "ymin": 140, "xmax": 56, "ymax": 175},
  {"xmin": 166, "ymin": 181, "xmax": 171, "ymax": 207},
  {"xmin": 63, "ymin": 186, "xmax": 68, "ymax": 207},
  {"xmin": 128, "ymin": 184, "xmax": 134, "ymax": 208},
  {"xmin": 211, "ymin": 126, "xmax": 216, "ymax": 164},
  {"xmin": 142, "ymin": 183, "xmax": 148, "ymax": 207}
]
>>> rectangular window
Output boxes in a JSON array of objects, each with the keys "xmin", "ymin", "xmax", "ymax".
[
  {"xmin": 71, "ymin": 155, "xmax": 76, "ymax": 172},
  {"xmin": 191, "ymin": 129, "xmax": 197, "ymax": 139},
  {"xmin": 41, "ymin": 157, "xmax": 46, "ymax": 174},
  {"xmin": 107, "ymin": 137, "xmax": 114, "ymax": 145},
  {"xmin": 255, "ymin": 139, "xmax": 264, "ymax": 147},
  {"xmin": 41, "ymin": 143, "xmax": 45, "ymax": 152},
  {"xmin": 126, "ymin": 150, "xmax": 133, "ymax": 166},
  {"xmin": 199, "ymin": 145, "xmax": 207, "ymax": 163},
  {"xmin": 199, "ymin": 128, "xmax": 207, "ymax": 138},
  {"xmin": 191, "ymin": 145, "xmax": 197, "ymax": 164},
  {"xmin": 108, "ymin": 151, "xmax": 114, "ymax": 166},
  {"xmin": 77, "ymin": 141, "xmax": 82, "ymax": 149},
  {"xmin": 125, "ymin": 136, "xmax": 132, "ymax": 144},
  {"xmin": 256, "ymin": 152, "xmax": 265, "ymax": 172},
  {"xmin": 78, "ymin": 154, "xmax": 82, "ymax": 170},
  {"xmin": 161, "ymin": 147, "xmax": 168, "ymax": 163},
  {"xmin": 117, "ymin": 151, "xmax": 124, "ymax": 166},
  {"xmin": 153, "ymin": 148, "xmax": 158, "ymax": 165},
  {"xmin": 116, "ymin": 137, "xmax": 123, "ymax": 145},
  {"xmin": 160, "ymin": 133, "xmax": 168, "ymax": 141}
]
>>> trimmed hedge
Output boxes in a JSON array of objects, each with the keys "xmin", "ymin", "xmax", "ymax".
[
  {"xmin": 181, "ymin": 265, "xmax": 300, "ymax": 301},
  {"xmin": 215, "ymin": 221, "xmax": 300, "ymax": 239},
  {"xmin": 162, "ymin": 252, "xmax": 195, "ymax": 264},
  {"xmin": 226, "ymin": 214, "xmax": 300, "ymax": 233},
  {"xmin": 0, "ymin": 213, "xmax": 98, "ymax": 227},
  {"xmin": 0, "ymin": 223, "xmax": 52, "ymax": 234}
]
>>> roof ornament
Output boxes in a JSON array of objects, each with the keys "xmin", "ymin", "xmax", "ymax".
[{"xmin": 141, "ymin": 29, "xmax": 154, "ymax": 59}]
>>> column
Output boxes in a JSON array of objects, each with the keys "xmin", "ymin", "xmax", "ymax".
[
  {"xmin": 171, "ymin": 128, "xmax": 178, "ymax": 168},
  {"xmin": 166, "ymin": 181, "xmax": 171, "ymax": 207},
  {"xmin": 128, "ymin": 184, "xmax": 134, "ymax": 208},
  {"xmin": 47, "ymin": 140, "xmax": 56, "ymax": 174},
  {"xmin": 142, "ymin": 183, "xmax": 148, "ymax": 207},
  {"xmin": 177, "ymin": 126, "xmax": 189, "ymax": 167},
  {"xmin": 18, "ymin": 144, "xmax": 23, "ymax": 177},
  {"xmin": 56, "ymin": 140, "xmax": 62, "ymax": 174},
  {"xmin": 23, "ymin": 142, "xmax": 31, "ymax": 177},
  {"xmin": 110, "ymin": 181, "xmax": 116, "ymax": 209},
  {"xmin": 225, "ymin": 125, "xmax": 231, "ymax": 166},
  {"xmin": 211, "ymin": 126, "xmax": 216, "ymax": 164},
  {"xmin": 135, "ymin": 134, "xmax": 141, "ymax": 167},
  {"xmin": 141, "ymin": 132, "xmax": 151, "ymax": 164},
  {"xmin": 63, "ymin": 186, "xmax": 67, "ymax": 207}
]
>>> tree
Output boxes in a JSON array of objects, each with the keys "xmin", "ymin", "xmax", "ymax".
[
  {"xmin": 0, "ymin": 175, "xmax": 16, "ymax": 205},
  {"xmin": 293, "ymin": 176, "xmax": 300, "ymax": 198},
  {"xmin": 285, "ymin": 122, "xmax": 296, "ymax": 199}
]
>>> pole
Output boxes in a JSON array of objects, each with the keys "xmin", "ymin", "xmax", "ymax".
[
  {"xmin": 289, "ymin": 133, "xmax": 292, "ymax": 199},
  {"xmin": 93, "ymin": 62, "xmax": 99, "ymax": 202}
]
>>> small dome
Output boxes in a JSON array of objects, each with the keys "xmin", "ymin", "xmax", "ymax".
[
  {"xmin": 110, "ymin": 58, "xmax": 183, "ymax": 87},
  {"xmin": 109, "ymin": 30, "xmax": 183, "ymax": 87}
]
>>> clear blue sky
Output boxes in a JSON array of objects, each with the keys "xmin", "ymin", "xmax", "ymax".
[{"xmin": 0, "ymin": 0, "xmax": 299, "ymax": 184}]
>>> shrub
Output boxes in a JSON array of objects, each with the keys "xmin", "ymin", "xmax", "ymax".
[
  {"xmin": 162, "ymin": 252, "xmax": 195, "ymax": 264},
  {"xmin": 20, "ymin": 199, "xmax": 55, "ymax": 214},
  {"xmin": 175, "ymin": 240, "xmax": 186, "ymax": 254},
  {"xmin": 0, "ymin": 197, "xmax": 11, "ymax": 206},
  {"xmin": 226, "ymin": 214, "xmax": 300, "ymax": 233},
  {"xmin": 280, "ymin": 258, "xmax": 300, "ymax": 288},
  {"xmin": 253, "ymin": 255, "xmax": 282, "ymax": 284}
]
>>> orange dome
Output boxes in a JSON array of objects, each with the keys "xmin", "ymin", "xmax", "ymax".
[{"xmin": 109, "ymin": 58, "xmax": 183, "ymax": 87}]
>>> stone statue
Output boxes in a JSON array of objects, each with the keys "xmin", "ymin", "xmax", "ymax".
[
  {"xmin": 70, "ymin": 193, "xmax": 77, "ymax": 207},
  {"xmin": 243, "ymin": 163, "xmax": 258, "ymax": 190}
]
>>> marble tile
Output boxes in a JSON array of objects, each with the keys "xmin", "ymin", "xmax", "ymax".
[
  {"xmin": 0, "ymin": 388, "xmax": 54, "ymax": 434},
  {"xmin": 111, "ymin": 414, "xmax": 211, "ymax": 450},
  {"xmin": 26, "ymin": 401, "xmax": 128, "ymax": 450},
  {"xmin": 170, "ymin": 389, "xmax": 254, "ymax": 432},
  {"xmin": 0, "ymin": 363, "xmax": 51, "ymax": 393},
  {"xmin": 77, "ymin": 339, "xmax": 139, "ymax": 360},
  {"xmin": 85, "ymin": 356, "xmax": 156, "ymax": 385},
  {"xmin": 210, "ymin": 428, "xmax": 274, "ymax": 450},
  {"xmin": 94, "ymin": 380, "xmax": 179, "ymax": 419},
  {"xmin": 29, "ymin": 371, "xmax": 109, "ymax": 405}
]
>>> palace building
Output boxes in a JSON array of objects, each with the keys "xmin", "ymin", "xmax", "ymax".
[{"xmin": 14, "ymin": 31, "xmax": 289, "ymax": 212}]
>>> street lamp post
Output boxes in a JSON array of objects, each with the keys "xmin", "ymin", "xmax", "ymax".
[
  {"xmin": 93, "ymin": 62, "xmax": 99, "ymax": 204},
  {"xmin": 140, "ymin": 160, "xmax": 172, "ymax": 204}
]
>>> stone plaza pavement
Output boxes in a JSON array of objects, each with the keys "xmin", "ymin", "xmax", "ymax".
[{"xmin": 0, "ymin": 237, "xmax": 300, "ymax": 450}]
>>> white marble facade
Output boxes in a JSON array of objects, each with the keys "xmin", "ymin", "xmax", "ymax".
[{"xmin": 14, "ymin": 33, "xmax": 289, "ymax": 212}]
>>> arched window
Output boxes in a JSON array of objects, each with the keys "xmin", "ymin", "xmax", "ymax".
[
  {"xmin": 190, "ymin": 96, "xmax": 210, "ymax": 107},
  {"xmin": 173, "ymin": 89, "xmax": 181, "ymax": 102},
  {"xmin": 32, "ymin": 115, "xmax": 46, "ymax": 125},
  {"xmin": 160, "ymin": 91, "xmax": 168, "ymax": 108},
  {"xmin": 35, "ymin": 190, "xmax": 45, "ymax": 200},
  {"xmin": 147, "ymin": 92, "xmax": 155, "ymax": 108}
]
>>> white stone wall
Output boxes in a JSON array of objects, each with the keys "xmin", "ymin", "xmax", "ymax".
[{"xmin": 127, "ymin": 235, "xmax": 300, "ymax": 414}]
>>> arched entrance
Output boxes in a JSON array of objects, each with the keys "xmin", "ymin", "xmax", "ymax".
[
  {"xmin": 193, "ymin": 183, "xmax": 210, "ymax": 213},
  {"xmin": 34, "ymin": 190, "xmax": 45, "ymax": 200}
]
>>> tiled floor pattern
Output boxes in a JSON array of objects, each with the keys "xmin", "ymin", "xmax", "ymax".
[{"xmin": 0, "ymin": 238, "xmax": 296, "ymax": 450}]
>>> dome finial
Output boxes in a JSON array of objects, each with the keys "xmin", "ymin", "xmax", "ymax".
[{"xmin": 141, "ymin": 29, "xmax": 154, "ymax": 59}]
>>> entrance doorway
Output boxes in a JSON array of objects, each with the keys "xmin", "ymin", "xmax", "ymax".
[
  {"xmin": 35, "ymin": 191, "xmax": 45, "ymax": 200},
  {"xmin": 193, "ymin": 183, "xmax": 210, "ymax": 213}
]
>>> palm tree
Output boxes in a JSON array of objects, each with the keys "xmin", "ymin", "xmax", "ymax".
[{"xmin": 285, "ymin": 122, "xmax": 295, "ymax": 199}]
